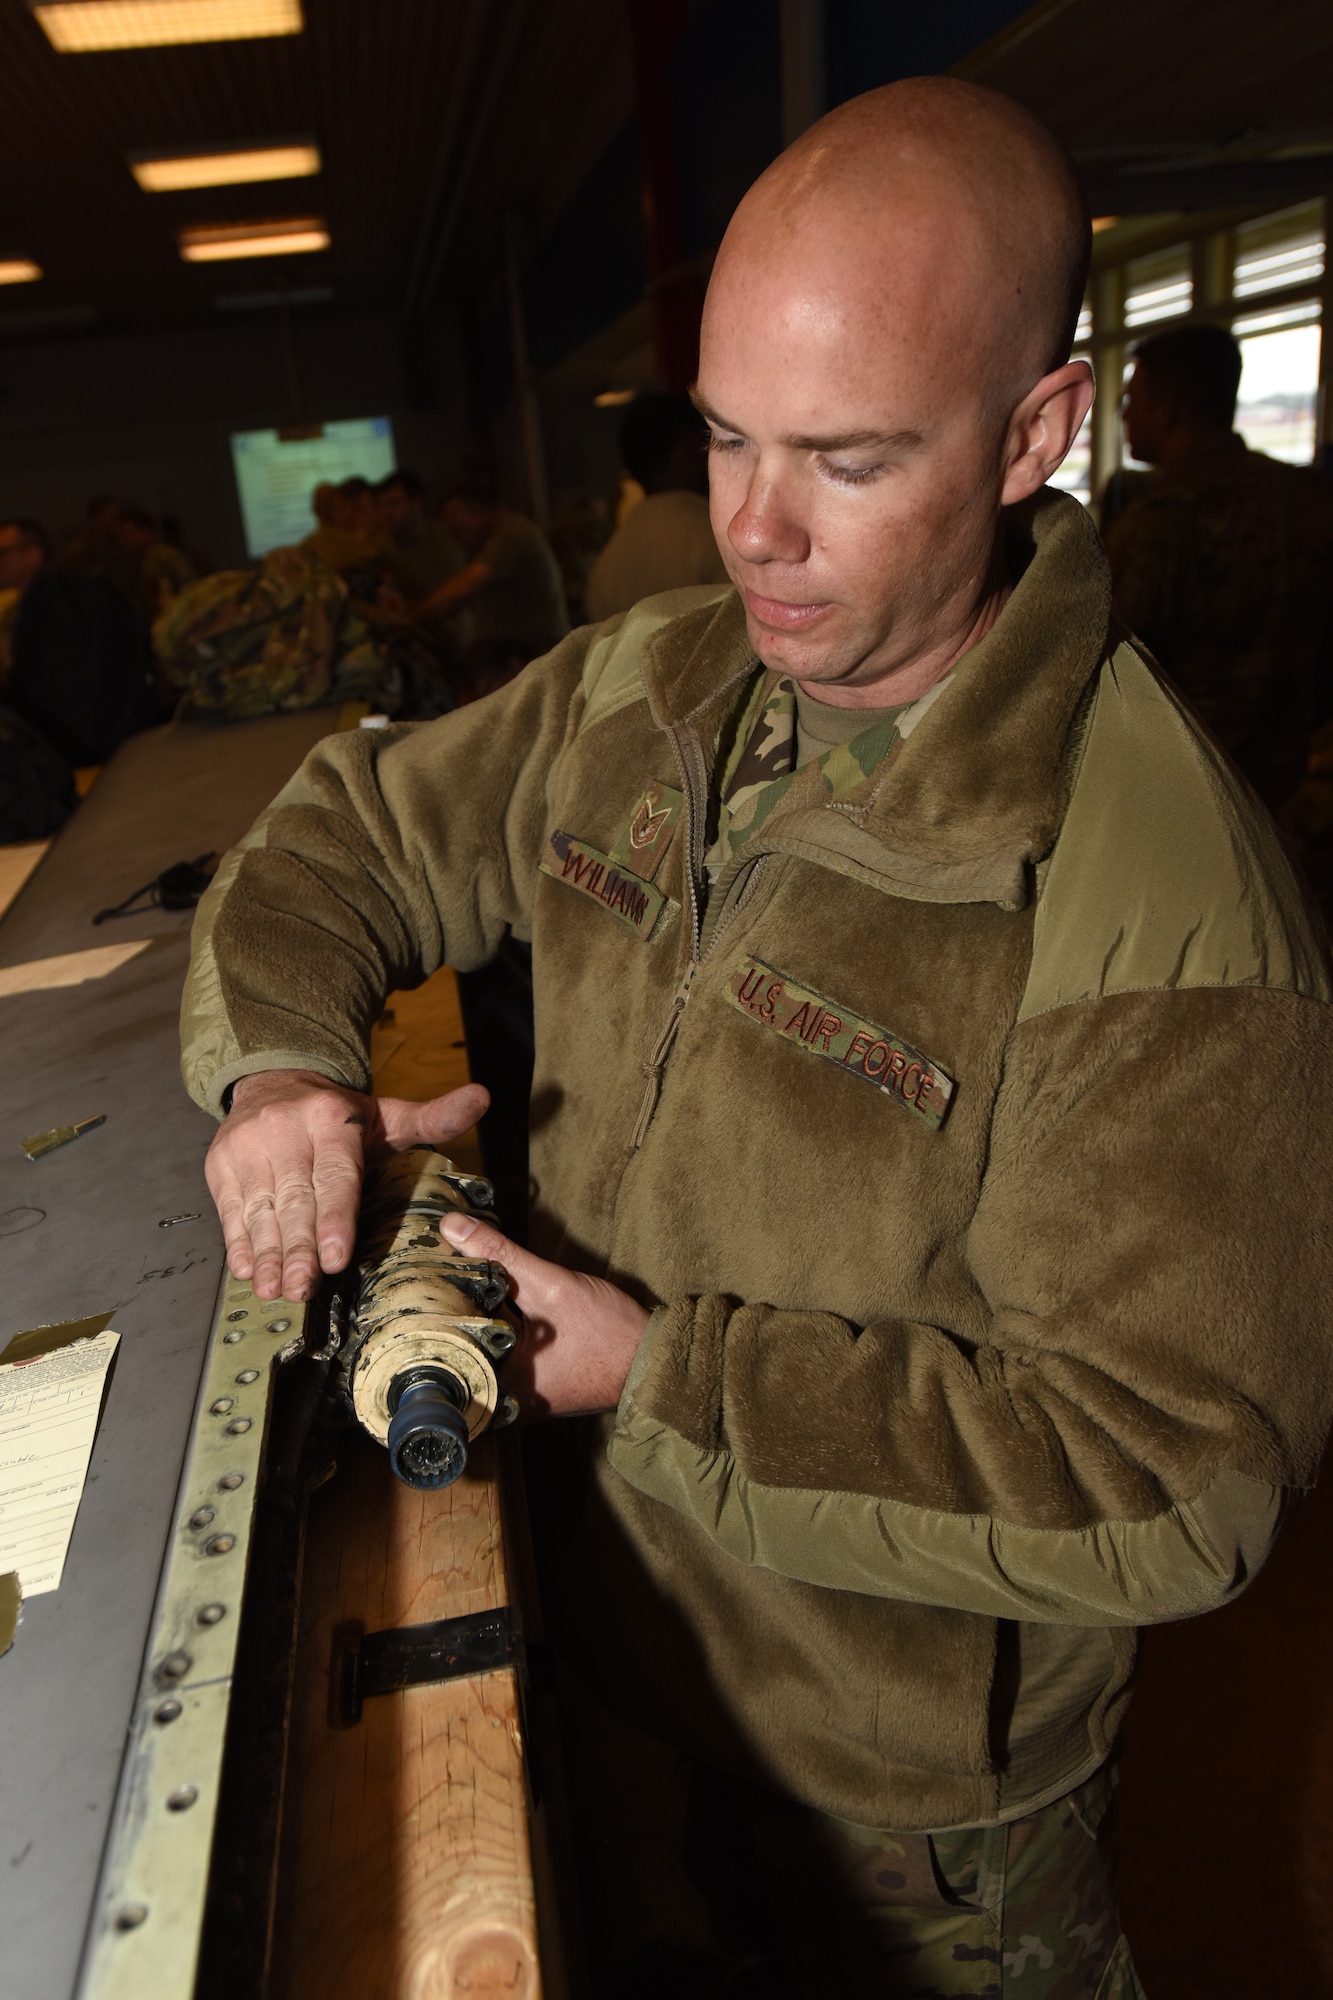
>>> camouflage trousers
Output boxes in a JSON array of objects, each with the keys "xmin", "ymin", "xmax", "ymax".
[{"xmin": 567, "ymin": 1696, "xmax": 1146, "ymax": 1999}]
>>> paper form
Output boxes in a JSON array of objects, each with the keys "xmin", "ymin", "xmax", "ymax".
[{"xmin": 0, "ymin": 1329, "xmax": 119, "ymax": 1595}]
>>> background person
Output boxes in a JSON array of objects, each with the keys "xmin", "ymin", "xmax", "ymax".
[
  {"xmin": 585, "ymin": 391, "xmax": 729, "ymax": 621},
  {"xmin": 0, "ymin": 517, "xmax": 51, "ymax": 688},
  {"xmin": 1105, "ymin": 324, "xmax": 1333, "ymax": 811},
  {"xmin": 376, "ymin": 469, "xmax": 467, "ymax": 601},
  {"xmin": 413, "ymin": 470, "xmax": 569, "ymax": 667}
]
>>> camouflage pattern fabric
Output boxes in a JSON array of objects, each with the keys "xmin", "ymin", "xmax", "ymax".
[
  {"xmin": 707, "ymin": 667, "xmax": 900, "ymax": 879},
  {"xmin": 566, "ymin": 1687, "xmax": 1145, "ymax": 2000},
  {"xmin": 773, "ymin": 1759, "xmax": 1147, "ymax": 1997},
  {"xmin": 152, "ymin": 546, "xmax": 408, "ymax": 719}
]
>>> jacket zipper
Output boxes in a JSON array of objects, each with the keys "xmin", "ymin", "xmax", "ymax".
[{"xmin": 629, "ymin": 722, "xmax": 769, "ymax": 1150}]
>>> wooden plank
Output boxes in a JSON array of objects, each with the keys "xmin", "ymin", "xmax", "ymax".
[
  {"xmin": 270, "ymin": 964, "xmax": 546, "ymax": 1999},
  {"xmin": 272, "ymin": 1432, "xmax": 541, "ymax": 2000}
]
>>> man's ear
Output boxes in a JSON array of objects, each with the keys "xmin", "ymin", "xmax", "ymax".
[{"xmin": 1000, "ymin": 360, "xmax": 1096, "ymax": 506}]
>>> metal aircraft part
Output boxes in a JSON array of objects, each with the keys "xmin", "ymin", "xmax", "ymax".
[
  {"xmin": 338, "ymin": 1149, "xmax": 520, "ymax": 1489},
  {"xmin": 77, "ymin": 1278, "xmax": 308, "ymax": 2000}
]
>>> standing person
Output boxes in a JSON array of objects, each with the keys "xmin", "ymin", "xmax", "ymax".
[
  {"xmin": 1105, "ymin": 324, "xmax": 1333, "ymax": 811},
  {"xmin": 413, "ymin": 473, "xmax": 569, "ymax": 662},
  {"xmin": 585, "ymin": 391, "xmax": 729, "ymax": 620},
  {"xmin": 113, "ymin": 504, "xmax": 196, "ymax": 622},
  {"xmin": 58, "ymin": 495, "xmax": 121, "ymax": 579},
  {"xmin": 376, "ymin": 470, "xmax": 467, "ymax": 600},
  {"xmin": 184, "ymin": 79, "xmax": 1333, "ymax": 1998}
]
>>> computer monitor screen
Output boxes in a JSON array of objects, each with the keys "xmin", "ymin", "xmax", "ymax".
[{"xmin": 230, "ymin": 416, "xmax": 396, "ymax": 558}]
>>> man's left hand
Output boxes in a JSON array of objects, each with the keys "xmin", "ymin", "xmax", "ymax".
[{"xmin": 439, "ymin": 1212, "xmax": 649, "ymax": 1418}]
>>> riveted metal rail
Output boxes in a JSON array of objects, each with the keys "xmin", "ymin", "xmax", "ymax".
[{"xmin": 76, "ymin": 1274, "xmax": 307, "ymax": 2000}]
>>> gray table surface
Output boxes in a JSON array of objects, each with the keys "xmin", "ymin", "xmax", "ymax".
[{"xmin": 0, "ymin": 713, "xmax": 341, "ymax": 2000}]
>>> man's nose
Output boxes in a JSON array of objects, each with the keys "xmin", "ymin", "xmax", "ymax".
[{"xmin": 724, "ymin": 471, "xmax": 811, "ymax": 567}]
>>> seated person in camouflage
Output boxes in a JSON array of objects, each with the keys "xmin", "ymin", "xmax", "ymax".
[
  {"xmin": 183, "ymin": 80, "xmax": 1333, "ymax": 1998},
  {"xmin": 1106, "ymin": 324, "xmax": 1333, "ymax": 812}
]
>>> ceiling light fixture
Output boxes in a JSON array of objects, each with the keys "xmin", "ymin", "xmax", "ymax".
[
  {"xmin": 0, "ymin": 261, "xmax": 43, "ymax": 285},
  {"xmin": 130, "ymin": 142, "xmax": 320, "ymax": 192},
  {"xmin": 179, "ymin": 219, "xmax": 329, "ymax": 262},
  {"xmin": 593, "ymin": 389, "xmax": 636, "ymax": 408},
  {"xmin": 1091, "ymin": 216, "xmax": 1120, "ymax": 234},
  {"xmin": 31, "ymin": 0, "xmax": 303, "ymax": 53}
]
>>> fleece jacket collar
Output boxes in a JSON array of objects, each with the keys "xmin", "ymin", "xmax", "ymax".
[{"xmin": 636, "ymin": 489, "xmax": 1113, "ymax": 911}]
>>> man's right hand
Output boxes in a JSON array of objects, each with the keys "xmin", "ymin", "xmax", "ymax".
[{"xmin": 205, "ymin": 1069, "xmax": 490, "ymax": 1305}]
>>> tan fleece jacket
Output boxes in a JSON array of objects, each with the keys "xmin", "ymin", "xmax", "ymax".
[{"xmin": 182, "ymin": 490, "xmax": 1333, "ymax": 1832}]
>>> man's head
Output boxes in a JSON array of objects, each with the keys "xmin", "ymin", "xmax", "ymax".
[
  {"xmin": 85, "ymin": 495, "xmax": 119, "ymax": 546},
  {"xmin": 619, "ymin": 393, "xmax": 709, "ymax": 497},
  {"xmin": 1122, "ymin": 325, "xmax": 1242, "ymax": 468},
  {"xmin": 114, "ymin": 503, "xmax": 158, "ymax": 555},
  {"xmin": 443, "ymin": 460, "xmax": 501, "ymax": 556},
  {"xmin": 332, "ymin": 476, "xmax": 378, "ymax": 538},
  {"xmin": 378, "ymin": 469, "xmax": 426, "ymax": 540},
  {"xmin": 0, "ymin": 518, "xmax": 50, "ymax": 594},
  {"xmin": 696, "ymin": 77, "xmax": 1093, "ymax": 698}
]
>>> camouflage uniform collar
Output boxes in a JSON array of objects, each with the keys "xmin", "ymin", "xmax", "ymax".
[{"xmin": 636, "ymin": 490, "xmax": 1112, "ymax": 908}]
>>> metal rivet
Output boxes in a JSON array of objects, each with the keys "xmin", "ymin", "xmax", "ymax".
[
  {"xmin": 222, "ymin": 1328, "xmax": 244, "ymax": 1344},
  {"xmin": 225, "ymin": 1310, "xmax": 248, "ymax": 1322},
  {"xmin": 189, "ymin": 1506, "xmax": 215, "ymax": 1531},
  {"xmin": 204, "ymin": 1534, "xmax": 235, "ymax": 1556},
  {"xmin": 115, "ymin": 1903, "xmax": 149, "ymax": 1931},
  {"xmin": 197, "ymin": 1602, "xmax": 226, "ymax": 1626},
  {"xmin": 159, "ymin": 1651, "xmax": 191, "ymax": 1682},
  {"xmin": 225, "ymin": 1417, "xmax": 251, "ymax": 1435},
  {"xmin": 210, "ymin": 1397, "xmax": 234, "ymax": 1415},
  {"xmin": 166, "ymin": 1785, "xmax": 198, "ymax": 1813},
  {"xmin": 266, "ymin": 1317, "xmax": 292, "ymax": 1333},
  {"xmin": 235, "ymin": 1368, "xmax": 259, "ymax": 1384},
  {"xmin": 217, "ymin": 1471, "xmax": 244, "ymax": 1491},
  {"xmin": 153, "ymin": 1699, "xmax": 182, "ymax": 1724}
]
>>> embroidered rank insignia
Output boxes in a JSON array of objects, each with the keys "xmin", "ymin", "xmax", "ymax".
[
  {"xmin": 725, "ymin": 954, "xmax": 955, "ymax": 1129},
  {"xmin": 540, "ymin": 830, "xmax": 671, "ymax": 938},
  {"xmin": 608, "ymin": 779, "xmax": 683, "ymax": 882}
]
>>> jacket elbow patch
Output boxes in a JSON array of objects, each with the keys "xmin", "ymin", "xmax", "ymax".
[{"xmin": 608, "ymin": 1397, "xmax": 1283, "ymax": 1628}]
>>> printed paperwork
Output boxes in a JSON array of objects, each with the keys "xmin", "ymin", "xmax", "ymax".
[{"xmin": 0, "ymin": 1318, "xmax": 119, "ymax": 1596}]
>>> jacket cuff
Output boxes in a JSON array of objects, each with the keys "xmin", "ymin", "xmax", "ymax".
[
  {"xmin": 613, "ymin": 1294, "xmax": 727, "ymax": 1453},
  {"xmin": 200, "ymin": 1050, "xmax": 363, "ymax": 1121}
]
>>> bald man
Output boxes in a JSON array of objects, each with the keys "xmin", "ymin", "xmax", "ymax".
[{"xmin": 183, "ymin": 79, "xmax": 1333, "ymax": 1997}]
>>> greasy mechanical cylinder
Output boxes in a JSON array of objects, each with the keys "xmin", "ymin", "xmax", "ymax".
[{"xmin": 343, "ymin": 1149, "xmax": 518, "ymax": 1490}]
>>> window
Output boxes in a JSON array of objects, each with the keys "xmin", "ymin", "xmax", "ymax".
[
  {"xmin": 1231, "ymin": 201, "xmax": 1324, "ymax": 465},
  {"xmin": 1233, "ymin": 319, "xmax": 1322, "ymax": 465},
  {"xmin": 1124, "ymin": 245, "xmax": 1191, "ymax": 328},
  {"xmin": 1233, "ymin": 201, "xmax": 1325, "ymax": 300}
]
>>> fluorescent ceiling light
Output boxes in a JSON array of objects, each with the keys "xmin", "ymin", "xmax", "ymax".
[
  {"xmin": 179, "ymin": 219, "xmax": 329, "ymax": 262},
  {"xmin": 131, "ymin": 143, "xmax": 320, "ymax": 192},
  {"xmin": 0, "ymin": 261, "xmax": 42, "ymax": 285},
  {"xmin": 32, "ymin": 1, "xmax": 303, "ymax": 53}
]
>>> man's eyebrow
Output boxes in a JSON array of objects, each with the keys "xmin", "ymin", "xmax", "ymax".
[{"xmin": 688, "ymin": 392, "xmax": 923, "ymax": 455}]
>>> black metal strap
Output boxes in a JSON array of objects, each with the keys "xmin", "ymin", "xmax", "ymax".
[{"xmin": 336, "ymin": 1607, "xmax": 518, "ymax": 1723}]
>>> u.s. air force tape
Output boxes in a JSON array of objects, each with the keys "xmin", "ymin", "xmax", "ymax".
[{"xmin": 725, "ymin": 953, "xmax": 954, "ymax": 1129}]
